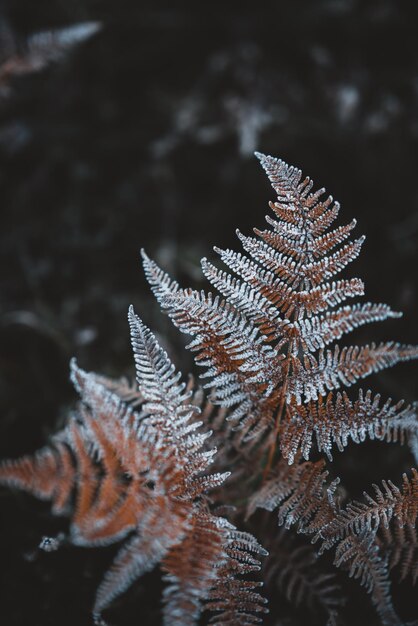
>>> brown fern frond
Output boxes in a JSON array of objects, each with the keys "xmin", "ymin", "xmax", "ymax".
[
  {"xmin": 264, "ymin": 527, "xmax": 344, "ymax": 618},
  {"xmin": 205, "ymin": 518, "xmax": 269, "ymax": 625},
  {"xmin": 162, "ymin": 509, "xmax": 225, "ymax": 625},
  {"xmin": 211, "ymin": 244, "xmax": 365, "ymax": 319},
  {"xmin": 160, "ymin": 289, "xmax": 282, "ymax": 437},
  {"xmin": 247, "ymin": 457, "xmax": 339, "ymax": 535},
  {"xmin": 320, "ymin": 469, "xmax": 418, "ymax": 552},
  {"xmin": 288, "ymin": 279, "xmax": 365, "ymax": 318},
  {"xmin": 0, "ymin": 442, "xmax": 75, "ymax": 514},
  {"xmin": 280, "ymin": 390, "xmax": 418, "ymax": 463},
  {"xmin": 249, "ymin": 463, "xmax": 413, "ymax": 624},
  {"xmin": 143, "ymin": 153, "xmax": 418, "ymax": 451},
  {"xmin": 379, "ymin": 523, "xmax": 418, "ymax": 584},
  {"xmin": 2, "ymin": 151, "xmax": 418, "ymax": 626},
  {"xmin": 0, "ymin": 311, "xmax": 266, "ymax": 625},
  {"xmin": 254, "ymin": 217, "xmax": 356, "ymax": 261},
  {"xmin": 334, "ymin": 530, "xmax": 402, "ymax": 626}
]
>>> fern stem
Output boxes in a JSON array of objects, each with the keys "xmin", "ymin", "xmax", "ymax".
[{"xmin": 263, "ymin": 344, "xmax": 293, "ymax": 480}]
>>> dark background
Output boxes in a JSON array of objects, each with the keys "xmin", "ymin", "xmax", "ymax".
[{"xmin": 0, "ymin": 1, "xmax": 417, "ymax": 625}]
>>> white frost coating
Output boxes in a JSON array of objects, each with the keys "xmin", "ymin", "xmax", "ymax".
[{"xmin": 143, "ymin": 151, "xmax": 418, "ymax": 447}]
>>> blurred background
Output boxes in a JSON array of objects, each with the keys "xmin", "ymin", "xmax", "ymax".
[{"xmin": 0, "ymin": 1, "xmax": 417, "ymax": 624}]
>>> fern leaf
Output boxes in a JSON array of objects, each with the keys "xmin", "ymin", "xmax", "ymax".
[
  {"xmin": 0, "ymin": 443, "xmax": 75, "ymax": 514},
  {"xmin": 264, "ymin": 528, "xmax": 344, "ymax": 617},
  {"xmin": 205, "ymin": 518, "xmax": 268, "ymax": 625},
  {"xmin": 162, "ymin": 510, "xmax": 225, "ymax": 626},
  {"xmin": 288, "ymin": 342, "xmax": 418, "ymax": 404},
  {"xmin": 280, "ymin": 390, "xmax": 418, "ymax": 463},
  {"xmin": 141, "ymin": 248, "xmax": 182, "ymax": 302},
  {"xmin": 320, "ymin": 469, "xmax": 418, "ymax": 551},
  {"xmin": 379, "ymin": 523, "xmax": 418, "ymax": 584},
  {"xmin": 0, "ymin": 313, "xmax": 267, "ymax": 624},
  {"xmin": 94, "ymin": 520, "xmax": 184, "ymax": 617},
  {"xmin": 128, "ymin": 305, "xmax": 194, "ymax": 426},
  {"xmin": 144, "ymin": 153, "xmax": 418, "ymax": 447},
  {"xmin": 247, "ymin": 458, "xmax": 339, "ymax": 535},
  {"xmin": 334, "ymin": 530, "xmax": 402, "ymax": 626},
  {"xmin": 160, "ymin": 289, "xmax": 281, "ymax": 436},
  {"xmin": 295, "ymin": 303, "xmax": 401, "ymax": 352}
]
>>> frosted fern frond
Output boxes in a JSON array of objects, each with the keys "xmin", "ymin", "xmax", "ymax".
[
  {"xmin": 379, "ymin": 523, "xmax": 418, "ymax": 585},
  {"xmin": 294, "ymin": 303, "xmax": 401, "ymax": 352},
  {"xmin": 320, "ymin": 468, "xmax": 418, "ymax": 552},
  {"xmin": 160, "ymin": 289, "xmax": 282, "ymax": 437},
  {"xmin": 210, "ymin": 243, "xmax": 365, "ymax": 319},
  {"xmin": 2, "ymin": 151, "xmax": 417, "ymax": 626},
  {"xmin": 141, "ymin": 248, "xmax": 182, "ymax": 300},
  {"xmin": 247, "ymin": 462, "xmax": 416, "ymax": 622},
  {"xmin": 333, "ymin": 530, "xmax": 401, "ymax": 626},
  {"xmin": 205, "ymin": 518, "xmax": 269, "ymax": 625},
  {"xmin": 250, "ymin": 466, "xmax": 414, "ymax": 624},
  {"xmin": 93, "ymin": 514, "xmax": 187, "ymax": 617},
  {"xmin": 162, "ymin": 511, "xmax": 268, "ymax": 626},
  {"xmin": 0, "ymin": 442, "xmax": 75, "ymax": 514},
  {"xmin": 247, "ymin": 457, "xmax": 339, "ymax": 535},
  {"xmin": 280, "ymin": 391, "xmax": 418, "ymax": 463},
  {"xmin": 162, "ymin": 510, "xmax": 225, "ymax": 625},
  {"xmin": 0, "ymin": 314, "xmax": 266, "ymax": 625},
  {"xmin": 128, "ymin": 305, "xmax": 198, "ymax": 436},
  {"xmin": 287, "ymin": 342, "xmax": 418, "ymax": 405},
  {"xmin": 315, "ymin": 471, "xmax": 417, "ymax": 624},
  {"xmin": 143, "ymin": 152, "xmax": 418, "ymax": 443}
]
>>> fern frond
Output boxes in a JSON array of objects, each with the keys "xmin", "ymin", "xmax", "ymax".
[
  {"xmin": 94, "ymin": 509, "xmax": 189, "ymax": 617},
  {"xmin": 379, "ymin": 523, "xmax": 418, "ymax": 584},
  {"xmin": 320, "ymin": 469, "xmax": 418, "ymax": 551},
  {"xmin": 128, "ymin": 305, "xmax": 196, "ymax": 429},
  {"xmin": 141, "ymin": 248, "xmax": 182, "ymax": 302},
  {"xmin": 254, "ymin": 217, "xmax": 356, "ymax": 261},
  {"xmin": 160, "ymin": 289, "xmax": 281, "ymax": 437},
  {"xmin": 288, "ymin": 342, "xmax": 418, "ymax": 404},
  {"xmin": 280, "ymin": 390, "xmax": 418, "ymax": 463},
  {"xmin": 0, "ymin": 313, "xmax": 268, "ymax": 624},
  {"xmin": 205, "ymin": 517, "xmax": 269, "ymax": 625},
  {"xmin": 264, "ymin": 528, "xmax": 344, "ymax": 617},
  {"xmin": 247, "ymin": 458, "xmax": 339, "ymax": 535},
  {"xmin": 144, "ymin": 153, "xmax": 418, "ymax": 449},
  {"xmin": 289, "ymin": 278, "xmax": 365, "ymax": 318},
  {"xmin": 295, "ymin": 303, "xmax": 401, "ymax": 352},
  {"xmin": 3, "ymin": 151, "xmax": 418, "ymax": 625},
  {"xmin": 334, "ymin": 530, "xmax": 402, "ymax": 626},
  {"xmin": 163, "ymin": 511, "xmax": 268, "ymax": 626},
  {"xmin": 0, "ymin": 442, "xmax": 75, "ymax": 514},
  {"xmin": 162, "ymin": 510, "xmax": 224, "ymax": 625}
]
